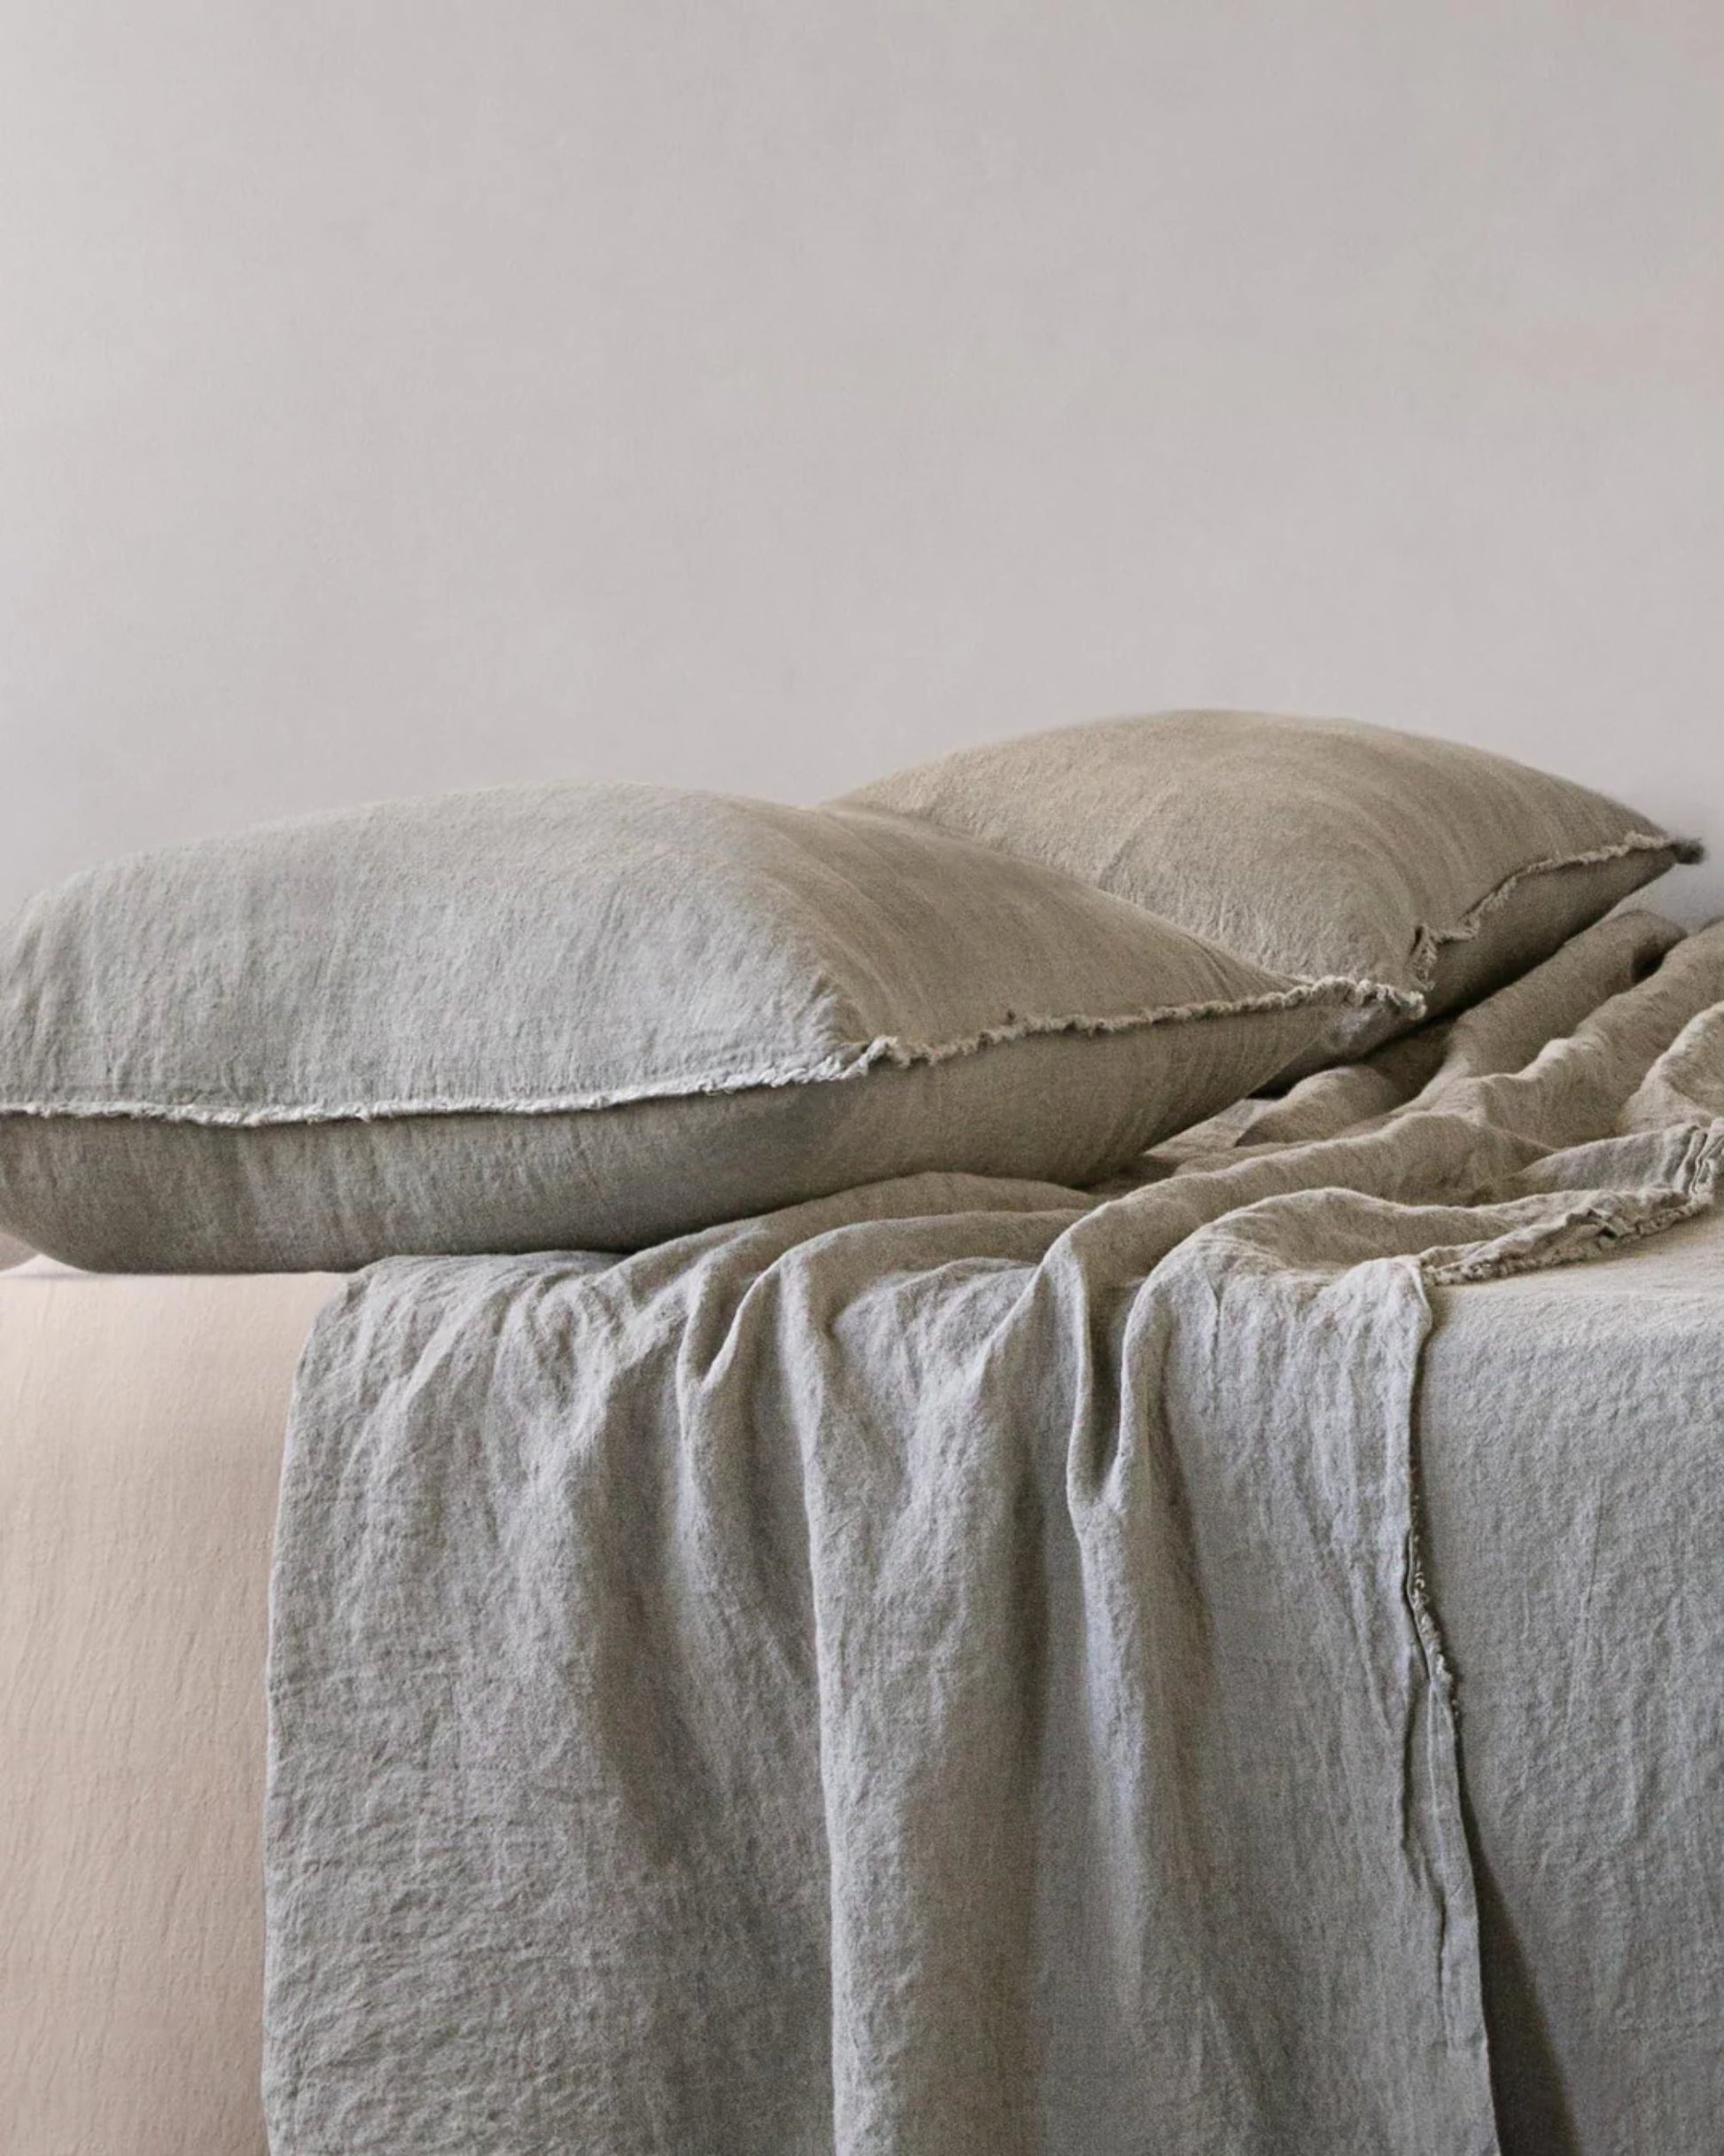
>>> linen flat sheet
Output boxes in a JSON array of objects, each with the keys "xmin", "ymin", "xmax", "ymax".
[{"xmin": 264, "ymin": 911, "xmax": 1724, "ymax": 2156}]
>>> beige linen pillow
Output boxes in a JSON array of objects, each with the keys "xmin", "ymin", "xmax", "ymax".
[
  {"xmin": 840, "ymin": 711, "xmax": 1700, "ymax": 1064},
  {"xmin": 0, "ymin": 781, "xmax": 1377, "ymax": 1272}
]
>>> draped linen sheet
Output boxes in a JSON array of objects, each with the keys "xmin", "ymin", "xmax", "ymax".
[{"xmin": 264, "ymin": 912, "xmax": 1724, "ymax": 2156}]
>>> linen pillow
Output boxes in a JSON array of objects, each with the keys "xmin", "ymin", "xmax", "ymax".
[
  {"xmin": 839, "ymin": 711, "xmax": 1700, "ymax": 1064},
  {"xmin": 0, "ymin": 782, "xmax": 1377, "ymax": 1272}
]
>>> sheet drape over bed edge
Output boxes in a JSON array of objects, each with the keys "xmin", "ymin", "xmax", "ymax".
[{"xmin": 264, "ymin": 910, "xmax": 1724, "ymax": 2156}]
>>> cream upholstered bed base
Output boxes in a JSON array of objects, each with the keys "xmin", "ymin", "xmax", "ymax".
[{"xmin": 0, "ymin": 1259, "xmax": 335, "ymax": 2156}]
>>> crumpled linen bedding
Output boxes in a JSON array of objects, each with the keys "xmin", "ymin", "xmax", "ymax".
[{"xmin": 264, "ymin": 911, "xmax": 1724, "ymax": 2155}]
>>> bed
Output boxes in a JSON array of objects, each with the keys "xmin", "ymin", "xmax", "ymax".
[
  {"xmin": 4, "ymin": 1081, "xmax": 1720, "ymax": 2151},
  {"xmin": 3, "ymin": 715, "xmax": 1719, "ymax": 2152}
]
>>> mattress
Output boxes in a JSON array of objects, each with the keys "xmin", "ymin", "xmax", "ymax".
[{"xmin": 2, "ymin": 1220, "xmax": 1720, "ymax": 2154}]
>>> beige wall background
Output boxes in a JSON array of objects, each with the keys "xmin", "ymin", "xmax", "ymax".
[{"xmin": 1, "ymin": 1, "xmax": 1719, "ymax": 924}]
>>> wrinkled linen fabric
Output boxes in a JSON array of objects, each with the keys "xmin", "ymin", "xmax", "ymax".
[{"xmin": 264, "ymin": 910, "xmax": 1724, "ymax": 2156}]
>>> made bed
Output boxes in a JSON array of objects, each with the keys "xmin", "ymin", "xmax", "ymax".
[
  {"xmin": 1, "ymin": 712, "xmax": 1720, "ymax": 2153},
  {"xmin": 6, "ymin": 1198, "xmax": 1724, "ymax": 2156}
]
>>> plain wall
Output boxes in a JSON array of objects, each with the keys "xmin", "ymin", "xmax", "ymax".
[{"xmin": 1, "ymin": 1, "xmax": 1719, "ymax": 922}]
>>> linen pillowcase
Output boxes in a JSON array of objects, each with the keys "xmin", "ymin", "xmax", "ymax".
[
  {"xmin": 0, "ymin": 782, "xmax": 1378, "ymax": 1272},
  {"xmin": 839, "ymin": 711, "xmax": 1701, "ymax": 1065}
]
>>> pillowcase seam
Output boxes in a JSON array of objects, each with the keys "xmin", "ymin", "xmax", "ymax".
[
  {"xmin": 1408, "ymin": 830, "xmax": 1703, "ymax": 994},
  {"xmin": 0, "ymin": 972, "xmax": 1415, "ymax": 1127}
]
